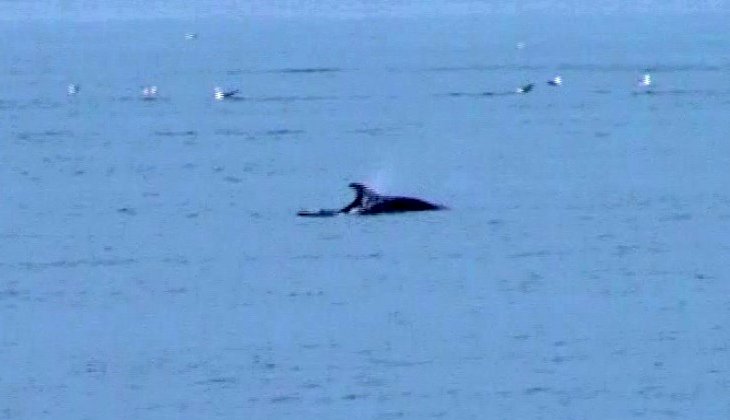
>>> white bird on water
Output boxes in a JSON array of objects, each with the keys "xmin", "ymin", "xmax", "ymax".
[
  {"xmin": 516, "ymin": 83, "xmax": 534, "ymax": 94},
  {"xmin": 547, "ymin": 75, "xmax": 563, "ymax": 86},
  {"xmin": 638, "ymin": 73, "xmax": 652, "ymax": 87},
  {"xmin": 214, "ymin": 87, "xmax": 239, "ymax": 101},
  {"xmin": 141, "ymin": 86, "xmax": 158, "ymax": 99}
]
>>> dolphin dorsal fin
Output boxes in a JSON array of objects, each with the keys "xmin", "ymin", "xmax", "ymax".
[
  {"xmin": 349, "ymin": 182, "xmax": 380, "ymax": 200},
  {"xmin": 341, "ymin": 182, "xmax": 382, "ymax": 213}
]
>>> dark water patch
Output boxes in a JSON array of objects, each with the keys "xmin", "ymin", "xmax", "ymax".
[
  {"xmin": 223, "ymin": 176, "xmax": 242, "ymax": 183},
  {"xmin": 614, "ymin": 244, "xmax": 640, "ymax": 257},
  {"xmin": 16, "ymin": 130, "xmax": 73, "ymax": 143},
  {"xmin": 377, "ymin": 412, "xmax": 405, "ymax": 419},
  {"xmin": 0, "ymin": 288, "xmax": 24, "ymax": 300},
  {"xmin": 227, "ymin": 67, "xmax": 342, "ymax": 75},
  {"xmin": 214, "ymin": 129, "xmax": 254, "ymax": 138},
  {"xmin": 288, "ymin": 290, "xmax": 324, "ymax": 297},
  {"xmin": 369, "ymin": 358, "xmax": 432, "ymax": 368},
  {"xmin": 12, "ymin": 258, "xmax": 137, "ymax": 271},
  {"xmin": 441, "ymin": 91, "xmax": 516, "ymax": 98},
  {"xmin": 633, "ymin": 89, "xmax": 729, "ymax": 97},
  {"xmin": 342, "ymin": 393, "xmax": 369, "ymax": 400},
  {"xmin": 265, "ymin": 129, "xmax": 304, "ymax": 136},
  {"xmin": 548, "ymin": 353, "xmax": 586, "ymax": 364},
  {"xmin": 19, "ymin": 100, "xmax": 62, "ymax": 110},
  {"xmin": 660, "ymin": 213, "xmax": 692, "ymax": 222},
  {"xmin": 344, "ymin": 252, "xmax": 382, "ymax": 260},
  {"xmin": 350, "ymin": 127, "xmax": 398, "ymax": 136},
  {"xmin": 195, "ymin": 376, "xmax": 238, "ymax": 386},
  {"xmin": 293, "ymin": 254, "xmax": 322, "ymax": 260},
  {"xmin": 0, "ymin": 99, "xmax": 19, "ymax": 109},
  {"xmin": 270, "ymin": 394, "xmax": 300, "ymax": 404},
  {"xmin": 356, "ymin": 375, "xmax": 386, "ymax": 388},
  {"xmin": 117, "ymin": 207, "xmax": 137, "ymax": 216},
  {"xmin": 524, "ymin": 386, "xmax": 551, "ymax": 395},
  {"xmin": 509, "ymin": 250, "xmax": 551, "ymax": 259},
  {"xmin": 214, "ymin": 128, "xmax": 303, "ymax": 138},
  {"xmin": 162, "ymin": 255, "xmax": 188, "ymax": 265},
  {"xmin": 80, "ymin": 359, "xmax": 108, "ymax": 376},
  {"xmin": 277, "ymin": 67, "xmax": 341, "ymax": 74},
  {"xmin": 254, "ymin": 95, "xmax": 337, "ymax": 102},
  {"xmin": 114, "ymin": 96, "xmax": 170, "ymax": 103},
  {"xmin": 154, "ymin": 130, "xmax": 197, "ymax": 137},
  {"xmin": 654, "ymin": 330, "xmax": 680, "ymax": 342},
  {"xmin": 424, "ymin": 64, "xmax": 546, "ymax": 72},
  {"xmin": 558, "ymin": 63, "xmax": 728, "ymax": 72}
]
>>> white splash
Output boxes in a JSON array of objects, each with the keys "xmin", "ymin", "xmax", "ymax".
[
  {"xmin": 67, "ymin": 84, "xmax": 80, "ymax": 95},
  {"xmin": 364, "ymin": 169, "xmax": 391, "ymax": 194}
]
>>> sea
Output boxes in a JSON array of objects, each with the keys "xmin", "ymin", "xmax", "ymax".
[{"xmin": 2, "ymin": 1, "xmax": 730, "ymax": 419}]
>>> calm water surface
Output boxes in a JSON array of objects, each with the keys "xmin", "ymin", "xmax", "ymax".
[{"xmin": 1, "ymin": 12, "xmax": 730, "ymax": 420}]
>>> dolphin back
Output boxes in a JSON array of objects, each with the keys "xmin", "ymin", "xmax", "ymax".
[{"xmin": 359, "ymin": 196, "xmax": 445, "ymax": 215}]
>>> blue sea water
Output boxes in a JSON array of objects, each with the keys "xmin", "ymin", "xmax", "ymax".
[{"xmin": 1, "ymin": 5, "xmax": 730, "ymax": 420}]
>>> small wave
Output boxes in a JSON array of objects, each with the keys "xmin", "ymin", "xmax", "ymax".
[
  {"xmin": 214, "ymin": 129, "xmax": 254, "ymax": 138},
  {"xmin": 0, "ymin": 100, "xmax": 18, "ymax": 110},
  {"xmin": 277, "ymin": 67, "xmax": 341, "ymax": 74},
  {"xmin": 14, "ymin": 258, "xmax": 137, "ymax": 271},
  {"xmin": 632, "ymin": 89, "xmax": 729, "ymax": 97},
  {"xmin": 441, "ymin": 91, "xmax": 514, "ymax": 98},
  {"xmin": 153, "ymin": 130, "xmax": 197, "ymax": 137},
  {"xmin": 227, "ymin": 67, "xmax": 342, "ymax": 75},
  {"xmin": 558, "ymin": 63, "xmax": 727, "ymax": 72},
  {"xmin": 16, "ymin": 130, "xmax": 73, "ymax": 143},
  {"xmin": 254, "ymin": 95, "xmax": 337, "ymax": 102},
  {"xmin": 423, "ymin": 64, "xmax": 546, "ymax": 72},
  {"xmin": 368, "ymin": 358, "xmax": 432, "ymax": 368},
  {"xmin": 265, "ymin": 129, "xmax": 304, "ymax": 136},
  {"xmin": 509, "ymin": 250, "xmax": 552, "ymax": 259},
  {"xmin": 194, "ymin": 377, "xmax": 238, "ymax": 386},
  {"xmin": 214, "ymin": 128, "xmax": 303, "ymax": 138},
  {"xmin": 350, "ymin": 127, "xmax": 398, "ymax": 136},
  {"xmin": 270, "ymin": 394, "xmax": 301, "ymax": 404}
]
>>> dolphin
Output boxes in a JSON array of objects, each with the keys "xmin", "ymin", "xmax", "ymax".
[{"xmin": 298, "ymin": 183, "xmax": 446, "ymax": 217}]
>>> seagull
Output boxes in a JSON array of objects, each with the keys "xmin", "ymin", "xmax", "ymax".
[
  {"xmin": 141, "ymin": 86, "xmax": 158, "ymax": 100},
  {"xmin": 516, "ymin": 83, "xmax": 534, "ymax": 94},
  {"xmin": 638, "ymin": 73, "xmax": 652, "ymax": 88},
  {"xmin": 547, "ymin": 75, "xmax": 562, "ymax": 86},
  {"xmin": 214, "ymin": 87, "xmax": 239, "ymax": 101}
]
